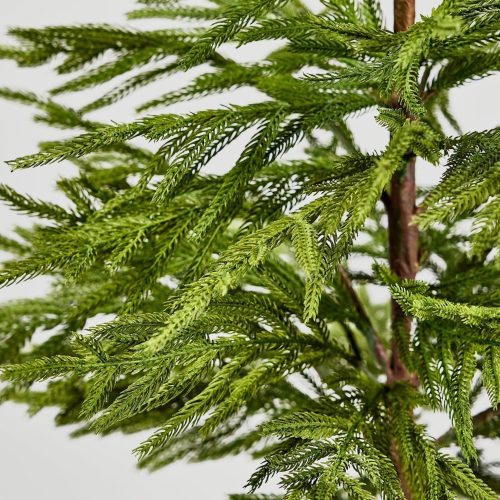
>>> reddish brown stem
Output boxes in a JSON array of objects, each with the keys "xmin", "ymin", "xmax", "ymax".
[
  {"xmin": 387, "ymin": 157, "xmax": 419, "ymax": 386},
  {"xmin": 387, "ymin": 160, "xmax": 419, "ymax": 500},
  {"xmin": 387, "ymin": 2, "xmax": 418, "ymax": 498},
  {"xmin": 394, "ymin": 0, "xmax": 416, "ymax": 32},
  {"xmin": 389, "ymin": 0, "xmax": 418, "ymax": 381}
]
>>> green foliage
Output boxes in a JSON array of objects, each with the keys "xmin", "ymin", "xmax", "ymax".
[{"xmin": 0, "ymin": 0, "xmax": 499, "ymax": 498}]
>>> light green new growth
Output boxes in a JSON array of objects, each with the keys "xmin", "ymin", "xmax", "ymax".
[{"xmin": 0, "ymin": 0, "xmax": 499, "ymax": 498}]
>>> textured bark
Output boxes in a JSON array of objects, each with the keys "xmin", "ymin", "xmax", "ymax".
[
  {"xmin": 389, "ymin": 0, "xmax": 418, "ymax": 381},
  {"xmin": 394, "ymin": 0, "xmax": 416, "ymax": 32},
  {"xmin": 387, "ymin": 159, "xmax": 419, "ymax": 500},
  {"xmin": 387, "ymin": 157, "xmax": 419, "ymax": 386},
  {"xmin": 388, "ymin": 2, "xmax": 418, "ymax": 498}
]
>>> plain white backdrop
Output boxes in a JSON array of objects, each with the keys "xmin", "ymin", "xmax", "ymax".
[{"xmin": 0, "ymin": 1, "xmax": 498, "ymax": 499}]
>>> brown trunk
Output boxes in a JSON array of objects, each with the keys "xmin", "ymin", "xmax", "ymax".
[
  {"xmin": 389, "ymin": 0, "xmax": 418, "ymax": 381},
  {"xmin": 387, "ymin": 158, "xmax": 419, "ymax": 500},
  {"xmin": 387, "ymin": 157, "xmax": 419, "ymax": 386},
  {"xmin": 394, "ymin": 0, "xmax": 416, "ymax": 32},
  {"xmin": 387, "ymin": 2, "xmax": 418, "ymax": 498}
]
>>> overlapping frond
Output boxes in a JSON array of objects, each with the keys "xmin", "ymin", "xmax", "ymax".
[{"xmin": 0, "ymin": 0, "xmax": 499, "ymax": 497}]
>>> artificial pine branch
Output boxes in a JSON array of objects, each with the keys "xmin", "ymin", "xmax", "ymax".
[{"xmin": 0, "ymin": 0, "xmax": 499, "ymax": 498}]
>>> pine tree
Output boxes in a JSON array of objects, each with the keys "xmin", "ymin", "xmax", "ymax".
[{"xmin": 0, "ymin": 0, "xmax": 499, "ymax": 498}]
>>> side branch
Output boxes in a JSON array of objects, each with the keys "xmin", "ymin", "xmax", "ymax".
[
  {"xmin": 337, "ymin": 265, "xmax": 389, "ymax": 371},
  {"xmin": 436, "ymin": 408, "xmax": 500, "ymax": 446}
]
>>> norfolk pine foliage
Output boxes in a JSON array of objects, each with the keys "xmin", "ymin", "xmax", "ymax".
[{"xmin": 0, "ymin": 0, "xmax": 499, "ymax": 498}]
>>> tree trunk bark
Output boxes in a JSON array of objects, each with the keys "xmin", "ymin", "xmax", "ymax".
[
  {"xmin": 387, "ymin": 158, "xmax": 418, "ymax": 500},
  {"xmin": 387, "ymin": 1, "xmax": 418, "ymax": 498},
  {"xmin": 389, "ymin": 0, "xmax": 418, "ymax": 380},
  {"xmin": 394, "ymin": 0, "xmax": 416, "ymax": 32},
  {"xmin": 387, "ymin": 157, "xmax": 419, "ymax": 385}
]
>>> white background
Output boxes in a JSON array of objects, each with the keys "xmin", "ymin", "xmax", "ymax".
[{"xmin": 0, "ymin": 1, "xmax": 498, "ymax": 499}]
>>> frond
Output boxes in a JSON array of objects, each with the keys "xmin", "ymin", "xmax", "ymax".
[{"xmin": 0, "ymin": 0, "xmax": 499, "ymax": 497}]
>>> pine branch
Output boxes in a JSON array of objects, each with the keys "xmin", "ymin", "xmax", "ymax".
[{"xmin": 0, "ymin": 0, "xmax": 499, "ymax": 497}]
